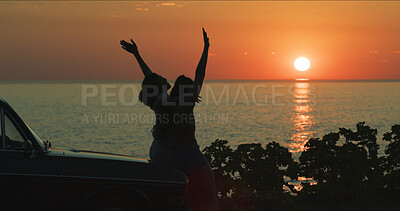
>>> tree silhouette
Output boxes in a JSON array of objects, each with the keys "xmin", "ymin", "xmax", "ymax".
[
  {"xmin": 298, "ymin": 122, "xmax": 384, "ymax": 206},
  {"xmin": 383, "ymin": 124, "xmax": 400, "ymax": 191},
  {"xmin": 202, "ymin": 122, "xmax": 400, "ymax": 210},
  {"xmin": 203, "ymin": 140, "xmax": 298, "ymax": 209}
]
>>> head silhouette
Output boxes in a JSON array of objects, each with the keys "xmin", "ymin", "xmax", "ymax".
[
  {"xmin": 139, "ymin": 73, "xmax": 171, "ymax": 107},
  {"xmin": 170, "ymin": 75, "xmax": 197, "ymax": 104}
]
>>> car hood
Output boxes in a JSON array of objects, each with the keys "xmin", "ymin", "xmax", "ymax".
[
  {"xmin": 46, "ymin": 147, "xmax": 187, "ymax": 185},
  {"xmin": 48, "ymin": 147, "xmax": 149, "ymax": 163}
]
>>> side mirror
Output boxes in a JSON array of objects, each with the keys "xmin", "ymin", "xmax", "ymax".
[{"xmin": 25, "ymin": 140, "xmax": 35, "ymax": 159}]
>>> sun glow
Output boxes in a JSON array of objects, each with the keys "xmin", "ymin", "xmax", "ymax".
[{"xmin": 294, "ymin": 57, "xmax": 310, "ymax": 72}]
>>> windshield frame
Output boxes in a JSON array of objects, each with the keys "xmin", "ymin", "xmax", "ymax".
[{"xmin": 26, "ymin": 123, "xmax": 48, "ymax": 152}]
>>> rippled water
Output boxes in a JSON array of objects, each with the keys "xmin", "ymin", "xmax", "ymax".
[{"xmin": 1, "ymin": 81, "xmax": 399, "ymax": 159}]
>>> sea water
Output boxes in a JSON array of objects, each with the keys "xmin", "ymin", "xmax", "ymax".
[{"xmin": 0, "ymin": 80, "xmax": 399, "ymax": 159}]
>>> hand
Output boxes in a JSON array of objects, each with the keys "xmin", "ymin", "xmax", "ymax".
[
  {"xmin": 202, "ymin": 28, "xmax": 210, "ymax": 48},
  {"xmin": 120, "ymin": 39, "xmax": 138, "ymax": 54}
]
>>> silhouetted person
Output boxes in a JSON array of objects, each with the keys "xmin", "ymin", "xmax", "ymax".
[
  {"xmin": 167, "ymin": 28, "xmax": 219, "ymax": 210},
  {"xmin": 121, "ymin": 28, "xmax": 219, "ymax": 210},
  {"xmin": 120, "ymin": 38, "xmax": 171, "ymax": 165}
]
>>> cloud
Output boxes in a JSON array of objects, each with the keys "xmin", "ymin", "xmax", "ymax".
[
  {"xmin": 160, "ymin": 2, "xmax": 175, "ymax": 6},
  {"xmin": 377, "ymin": 60, "xmax": 389, "ymax": 63},
  {"xmin": 369, "ymin": 50, "xmax": 379, "ymax": 54},
  {"xmin": 393, "ymin": 51, "xmax": 400, "ymax": 54},
  {"xmin": 156, "ymin": 2, "xmax": 185, "ymax": 8},
  {"xmin": 243, "ymin": 52, "xmax": 248, "ymax": 56},
  {"xmin": 136, "ymin": 8, "xmax": 149, "ymax": 11}
]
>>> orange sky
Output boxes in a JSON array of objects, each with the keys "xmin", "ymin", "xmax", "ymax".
[{"xmin": 0, "ymin": 1, "xmax": 399, "ymax": 80}]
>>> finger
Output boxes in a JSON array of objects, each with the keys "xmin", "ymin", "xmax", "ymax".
[
  {"xmin": 131, "ymin": 39, "xmax": 135, "ymax": 44},
  {"xmin": 121, "ymin": 42, "xmax": 131, "ymax": 47}
]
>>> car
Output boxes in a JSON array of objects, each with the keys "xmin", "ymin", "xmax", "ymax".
[{"xmin": 0, "ymin": 98, "xmax": 188, "ymax": 210}]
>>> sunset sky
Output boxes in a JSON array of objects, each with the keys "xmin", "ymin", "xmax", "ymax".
[{"xmin": 1, "ymin": 1, "xmax": 399, "ymax": 81}]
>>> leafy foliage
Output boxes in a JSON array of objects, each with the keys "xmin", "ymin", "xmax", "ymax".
[
  {"xmin": 203, "ymin": 139, "xmax": 235, "ymax": 199},
  {"xmin": 203, "ymin": 140, "xmax": 298, "ymax": 209},
  {"xmin": 203, "ymin": 122, "xmax": 400, "ymax": 210},
  {"xmin": 383, "ymin": 124, "xmax": 400, "ymax": 191},
  {"xmin": 298, "ymin": 122, "xmax": 385, "ymax": 207}
]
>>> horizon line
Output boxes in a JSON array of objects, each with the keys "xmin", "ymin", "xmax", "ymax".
[{"xmin": 1, "ymin": 79, "xmax": 400, "ymax": 84}]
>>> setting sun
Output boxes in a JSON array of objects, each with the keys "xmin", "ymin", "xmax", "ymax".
[{"xmin": 294, "ymin": 57, "xmax": 311, "ymax": 72}]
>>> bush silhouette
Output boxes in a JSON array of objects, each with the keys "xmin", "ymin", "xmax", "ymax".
[
  {"xmin": 203, "ymin": 140, "xmax": 298, "ymax": 209},
  {"xmin": 202, "ymin": 140, "xmax": 235, "ymax": 198},
  {"xmin": 383, "ymin": 124, "xmax": 400, "ymax": 191},
  {"xmin": 203, "ymin": 122, "xmax": 400, "ymax": 210},
  {"xmin": 297, "ymin": 122, "xmax": 386, "ymax": 208}
]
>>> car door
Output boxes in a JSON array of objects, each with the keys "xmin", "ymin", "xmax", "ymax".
[{"xmin": 0, "ymin": 107, "xmax": 58, "ymax": 210}]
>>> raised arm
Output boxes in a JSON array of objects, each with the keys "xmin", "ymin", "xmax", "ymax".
[
  {"xmin": 193, "ymin": 28, "xmax": 210, "ymax": 100},
  {"xmin": 120, "ymin": 39, "xmax": 152, "ymax": 77}
]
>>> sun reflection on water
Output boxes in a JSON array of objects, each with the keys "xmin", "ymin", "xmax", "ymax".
[{"xmin": 289, "ymin": 82, "xmax": 316, "ymax": 153}]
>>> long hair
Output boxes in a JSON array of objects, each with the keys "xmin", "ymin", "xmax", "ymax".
[
  {"xmin": 139, "ymin": 73, "xmax": 170, "ymax": 107},
  {"xmin": 170, "ymin": 75, "xmax": 194, "ymax": 99},
  {"xmin": 170, "ymin": 75, "xmax": 201, "ymax": 104}
]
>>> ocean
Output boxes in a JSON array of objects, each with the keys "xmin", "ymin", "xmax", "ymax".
[{"xmin": 1, "ymin": 80, "xmax": 399, "ymax": 159}]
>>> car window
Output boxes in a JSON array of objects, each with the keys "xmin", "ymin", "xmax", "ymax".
[{"xmin": 4, "ymin": 114, "xmax": 26, "ymax": 150}]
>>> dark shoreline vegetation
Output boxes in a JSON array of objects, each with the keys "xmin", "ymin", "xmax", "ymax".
[{"xmin": 202, "ymin": 122, "xmax": 400, "ymax": 210}]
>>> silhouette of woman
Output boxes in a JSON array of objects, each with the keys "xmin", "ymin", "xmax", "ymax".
[
  {"xmin": 167, "ymin": 28, "xmax": 219, "ymax": 210},
  {"xmin": 121, "ymin": 28, "xmax": 219, "ymax": 210},
  {"xmin": 120, "ymin": 38, "xmax": 172, "ymax": 165}
]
